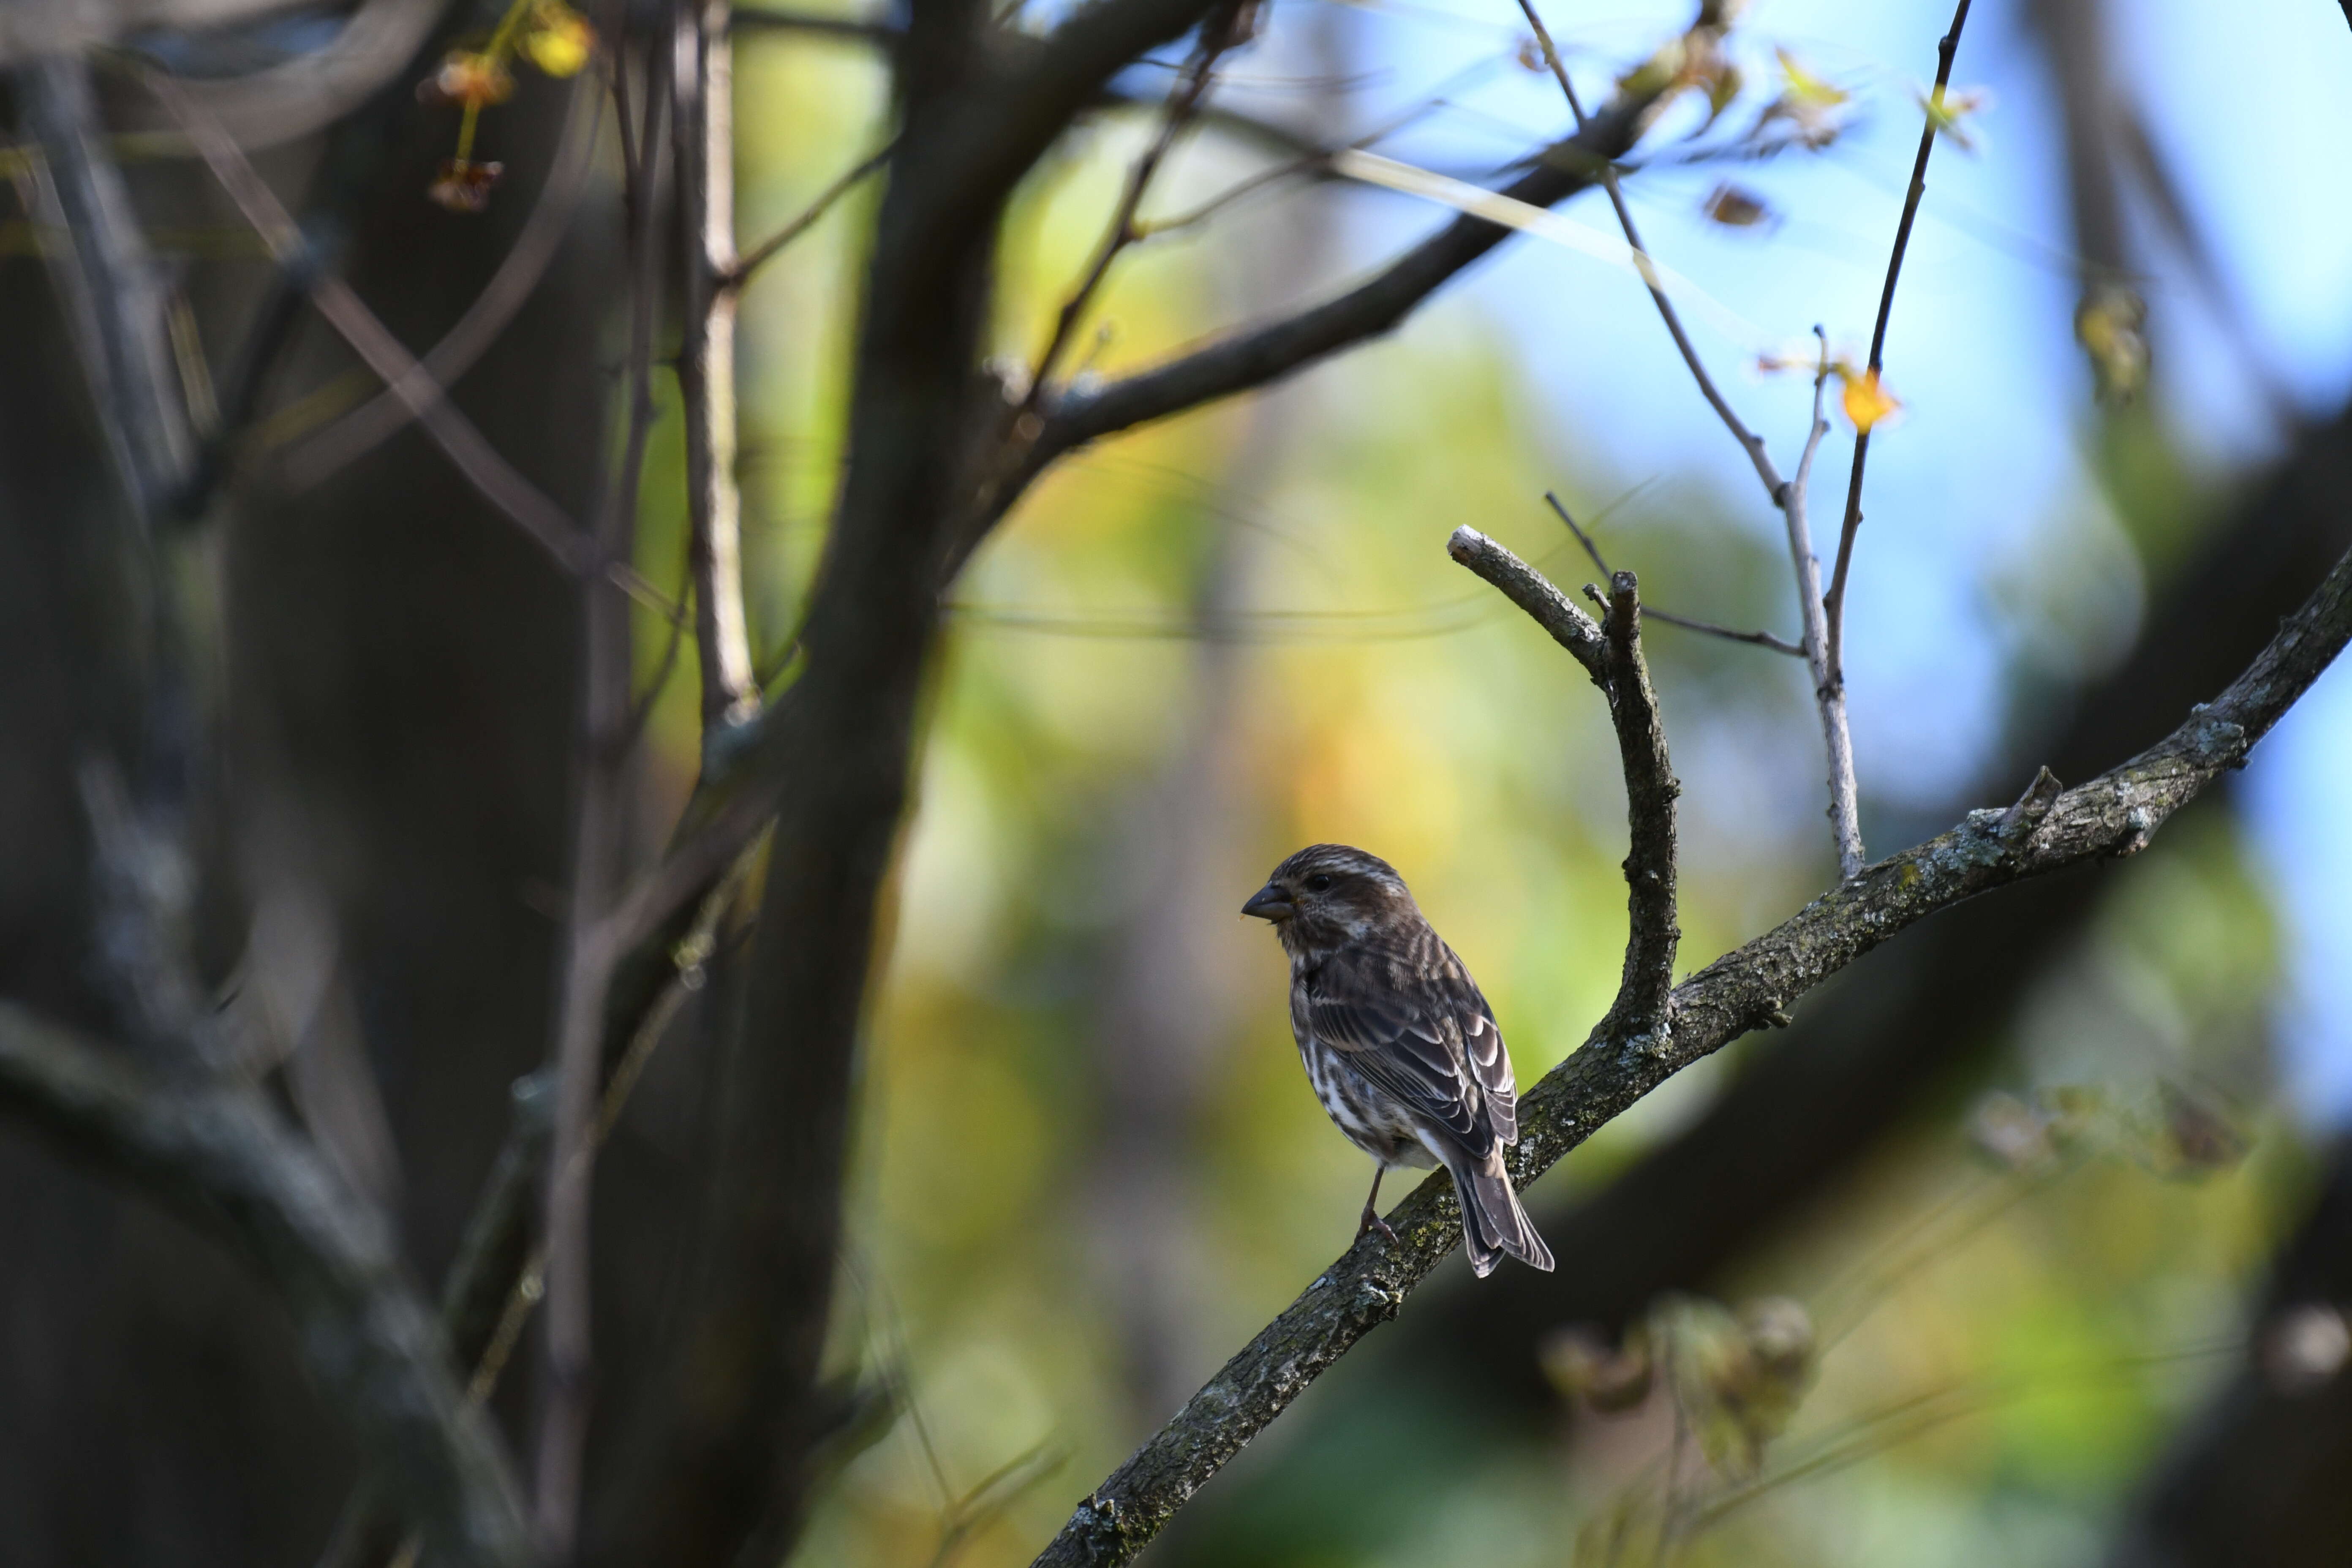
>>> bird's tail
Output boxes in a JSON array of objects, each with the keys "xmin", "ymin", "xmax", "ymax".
[{"xmin": 1450, "ymin": 1149, "xmax": 1554, "ymax": 1277}]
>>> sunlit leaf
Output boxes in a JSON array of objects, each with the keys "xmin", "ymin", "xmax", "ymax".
[
  {"xmin": 1775, "ymin": 47, "xmax": 1848, "ymax": 108},
  {"xmin": 523, "ymin": 0, "xmax": 596, "ymax": 77},
  {"xmin": 1839, "ymin": 367, "xmax": 1899, "ymax": 433}
]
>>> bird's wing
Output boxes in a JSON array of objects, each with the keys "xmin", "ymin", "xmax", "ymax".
[
  {"xmin": 1445, "ymin": 940, "xmax": 1518, "ymax": 1145},
  {"xmin": 1303, "ymin": 936, "xmax": 1508, "ymax": 1155}
]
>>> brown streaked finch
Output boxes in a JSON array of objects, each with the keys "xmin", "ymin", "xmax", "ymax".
[{"xmin": 1242, "ymin": 844, "xmax": 1554, "ymax": 1277}]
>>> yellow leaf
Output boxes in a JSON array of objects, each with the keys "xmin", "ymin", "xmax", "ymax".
[
  {"xmin": 1840, "ymin": 367, "xmax": 1899, "ymax": 432},
  {"xmin": 1918, "ymin": 83, "xmax": 1992, "ymax": 151},
  {"xmin": 524, "ymin": 0, "xmax": 596, "ymax": 77},
  {"xmin": 1775, "ymin": 46, "xmax": 1847, "ymax": 107}
]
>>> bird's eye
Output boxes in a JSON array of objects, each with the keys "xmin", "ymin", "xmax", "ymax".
[{"xmin": 1304, "ymin": 874, "xmax": 1334, "ymax": 893}]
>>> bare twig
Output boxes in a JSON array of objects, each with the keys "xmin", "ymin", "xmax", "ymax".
[
  {"xmin": 1515, "ymin": 5, "xmax": 1859, "ymax": 869},
  {"xmin": 1000, "ymin": 74, "xmax": 1665, "ymax": 563},
  {"xmin": 1029, "ymin": 532, "xmax": 2352, "ymax": 1568},
  {"xmin": 283, "ymin": 73, "xmax": 604, "ymax": 486},
  {"xmin": 1822, "ymin": 0, "xmax": 1974, "ymax": 682},
  {"xmin": 726, "ymin": 140, "xmax": 893, "ymax": 287},
  {"xmin": 16, "ymin": 55, "xmax": 194, "ymax": 517},
  {"xmin": 1020, "ymin": 21, "xmax": 1233, "ymax": 414},
  {"xmin": 1545, "ymin": 492, "xmax": 1804, "ymax": 656},
  {"xmin": 676, "ymin": 0, "xmax": 761, "ymax": 734},
  {"xmin": 531, "ymin": 26, "xmax": 670, "ymax": 1560},
  {"xmin": 1514, "ymin": 0, "xmax": 1778, "ymax": 499},
  {"xmin": 314, "ymin": 842, "xmax": 755, "ymax": 1568},
  {"xmin": 1782, "ymin": 335, "xmax": 1863, "ymax": 875},
  {"xmin": 141, "ymin": 68, "xmax": 596, "ymax": 575}
]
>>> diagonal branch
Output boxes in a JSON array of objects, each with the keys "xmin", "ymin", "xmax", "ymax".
[
  {"xmin": 1011, "ymin": 84, "xmax": 1658, "ymax": 487},
  {"xmin": 1027, "ymin": 531, "xmax": 2352, "ymax": 1568},
  {"xmin": 0, "ymin": 1003, "xmax": 529, "ymax": 1568}
]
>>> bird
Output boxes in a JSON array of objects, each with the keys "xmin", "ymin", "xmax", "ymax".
[{"xmin": 1241, "ymin": 844, "xmax": 1554, "ymax": 1277}]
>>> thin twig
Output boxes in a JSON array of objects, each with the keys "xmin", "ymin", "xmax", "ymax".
[
  {"xmin": 1544, "ymin": 491, "xmax": 1804, "ymax": 656},
  {"xmin": 725, "ymin": 139, "xmax": 893, "ymax": 287},
  {"xmin": 284, "ymin": 74, "xmax": 604, "ymax": 486},
  {"xmin": 677, "ymin": 0, "xmax": 761, "ymax": 734},
  {"xmin": 1822, "ymin": 0, "xmax": 1973, "ymax": 682},
  {"xmin": 1515, "ymin": 3, "xmax": 1862, "ymax": 865},
  {"xmin": 531, "ymin": 25, "xmax": 671, "ymax": 1560},
  {"xmin": 1020, "ymin": 23, "xmax": 1233, "ymax": 411},
  {"xmin": 141, "ymin": 68, "xmax": 597, "ymax": 576},
  {"xmin": 1514, "ymin": 0, "xmax": 1782, "ymax": 501},
  {"xmin": 1782, "ymin": 332, "xmax": 1863, "ymax": 876}
]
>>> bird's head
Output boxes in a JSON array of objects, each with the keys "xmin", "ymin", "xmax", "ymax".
[{"xmin": 1242, "ymin": 843, "xmax": 1414, "ymax": 953}]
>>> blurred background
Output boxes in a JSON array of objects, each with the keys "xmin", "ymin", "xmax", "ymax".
[{"xmin": 6, "ymin": 0, "xmax": 2352, "ymax": 1564}]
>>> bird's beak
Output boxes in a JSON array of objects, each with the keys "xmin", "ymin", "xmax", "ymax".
[{"xmin": 1241, "ymin": 883, "xmax": 1294, "ymax": 921}]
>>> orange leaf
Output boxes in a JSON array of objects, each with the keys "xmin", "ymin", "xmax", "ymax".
[{"xmin": 1840, "ymin": 368, "xmax": 1899, "ymax": 433}]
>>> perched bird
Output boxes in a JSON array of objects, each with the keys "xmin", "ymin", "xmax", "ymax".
[{"xmin": 1242, "ymin": 844, "xmax": 1554, "ymax": 1277}]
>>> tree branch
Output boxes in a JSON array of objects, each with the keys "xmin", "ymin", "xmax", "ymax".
[
  {"xmin": 1781, "ymin": 340, "xmax": 1864, "ymax": 877},
  {"xmin": 1822, "ymin": 0, "xmax": 1973, "ymax": 686},
  {"xmin": 0, "ymin": 1003, "xmax": 528, "ymax": 1568},
  {"xmin": 1547, "ymin": 491, "xmax": 1805, "ymax": 656},
  {"xmin": 1009, "ymin": 83, "xmax": 1661, "ymax": 491},
  {"xmin": 1027, "ymin": 531, "xmax": 2352, "ymax": 1568},
  {"xmin": 677, "ymin": 0, "xmax": 761, "ymax": 735},
  {"xmin": 142, "ymin": 67, "xmax": 596, "ymax": 575},
  {"xmin": 16, "ymin": 54, "xmax": 195, "ymax": 518}
]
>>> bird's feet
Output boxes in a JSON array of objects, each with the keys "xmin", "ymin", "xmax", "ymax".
[{"xmin": 1356, "ymin": 1207, "xmax": 1399, "ymax": 1246}]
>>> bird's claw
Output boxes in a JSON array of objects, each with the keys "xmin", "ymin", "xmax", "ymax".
[{"xmin": 1357, "ymin": 1211, "xmax": 1399, "ymax": 1246}]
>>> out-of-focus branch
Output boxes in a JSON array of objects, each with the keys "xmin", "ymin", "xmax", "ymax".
[
  {"xmin": 2106, "ymin": 1135, "xmax": 2352, "ymax": 1567},
  {"xmin": 1514, "ymin": 1, "xmax": 1777, "ymax": 501},
  {"xmin": 1010, "ymin": 84, "xmax": 1658, "ymax": 498},
  {"xmin": 0, "ymin": 1002, "xmax": 528, "ymax": 1568},
  {"xmin": 725, "ymin": 141, "xmax": 891, "ymax": 286},
  {"xmin": 16, "ymin": 55, "xmax": 194, "ymax": 516},
  {"xmin": 142, "ymin": 67, "xmax": 595, "ymax": 574},
  {"xmin": 677, "ymin": 0, "xmax": 760, "ymax": 735},
  {"xmin": 1029, "ymin": 533, "xmax": 2352, "ymax": 1568},
  {"xmin": 282, "ymin": 72, "xmax": 603, "ymax": 487},
  {"xmin": 1824, "ymin": 0, "xmax": 1973, "ymax": 681},
  {"xmin": 531, "ymin": 26, "xmax": 672, "ymax": 1557}
]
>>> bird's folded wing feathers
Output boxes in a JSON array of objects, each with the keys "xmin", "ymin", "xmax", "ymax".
[{"xmin": 1304, "ymin": 943, "xmax": 1515, "ymax": 1154}]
